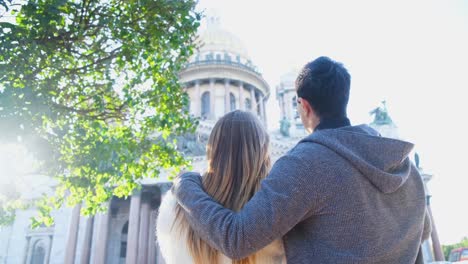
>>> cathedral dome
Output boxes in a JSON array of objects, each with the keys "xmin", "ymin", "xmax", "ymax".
[
  {"xmin": 179, "ymin": 15, "xmax": 270, "ymax": 124},
  {"xmin": 197, "ymin": 17, "xmax": 249, "ymax": 59}
]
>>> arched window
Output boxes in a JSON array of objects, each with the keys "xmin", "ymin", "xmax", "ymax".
[
  {"xmin": 230, "ymin": 93, "xmax": 236, "ymax": 111},
  {"xmin": 245, "ymin": 98, "xmax": 252, "ymax": 111},
  {"xmin": 30, "ymin": 240, "xmax": 46, "ymax": 264},
  {"xmin": 201, "ymin": 92, "xmax": 210, "ymax": 119},
  {"xmin": 224, "ymin": 52, "xmax": 231, "ymax": 62},
  {"xmin": 120, "ymin": 221, "xmax": 129, "ymax": 260}
]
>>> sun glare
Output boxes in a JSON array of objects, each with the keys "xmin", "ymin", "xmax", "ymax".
[{"xmin": 0, "ymin": 143, "xmax": 37, "ymax": 195}]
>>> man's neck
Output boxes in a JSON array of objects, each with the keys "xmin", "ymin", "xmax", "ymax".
[{"xmin": 314, "ymin": 116, "xmax": 351, "ymax": 132}]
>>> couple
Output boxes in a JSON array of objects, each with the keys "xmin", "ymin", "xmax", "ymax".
[{"xmin": 156, "ymin": 57, "xmax": 431, "ymax": 263}]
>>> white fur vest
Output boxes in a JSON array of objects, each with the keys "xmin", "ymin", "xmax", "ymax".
[{"xmin": 156, "ymin": 191, "xmax": 286, "ymax": 264}]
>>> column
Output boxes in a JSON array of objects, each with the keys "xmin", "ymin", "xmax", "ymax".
[
  {"xmin": 126, "ymin": 191, "xmax": 141, "ymax": 264},
  {"xmin": 224, "ymin": 79, "xmax": 230, "ymax": 113},
  {"xmin": 428, "ymin": 205, "xmax": 444, "ymax": 261},
  {"xmin": 147, "ymin": 209, "xmax": 157, "ymax": 264},
  {"xmin": 157, "ymin": 246, "xmax": 166, "ymax": 264},
  {"xmin": 80, "ymin": 216, "xmax": 94, "ymax": 264},
  {"xmin": 259, "ymin": 95, "xmax": 265, "ymax": 122},
  {"xmin": 93, "ymin": 206, "xmax": 110, "ymax": 264},
  {"xmin": 194, "ymin": 81, "xmax": 200, "ymax": 116},
  {"xmin": 250, "ymin": 88, "xmax": 257, "ymax": 115},
  {"xmin": 286, "ymin": 93, "xmax": 293, "ymax": 121},
  {"xmin": 22, "ymin": 236, "xmax": 31, "ymax": 264},
  {"xmin": 25, "ymin": 237, "xmax": 34, "ymax": 264},
  {"xmin": 65, "ymin": 203, "xmax": 82, "ymax": 264},
  {"xmin": 44, "ymin": 235, "xmax": 53, "ymax": 264},
  {"xmin": 137, "ymin": 198, "xmax": 151, "ymax": 263},
  {"xmin": 280, "ymin": 94, "xmax": 285, "ymax": 119},
  {"xmin": 239, "ymin": 82, "xmax": 244, "ymax": 110},
  {"xmin": 210, "ymin": 79, "xmax": 216, "ymax": 119}
]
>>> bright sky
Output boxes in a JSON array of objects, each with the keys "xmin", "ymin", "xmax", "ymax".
[{"xmin": 196, "ymin": 0, "xmax": 468, "ymax": 245}]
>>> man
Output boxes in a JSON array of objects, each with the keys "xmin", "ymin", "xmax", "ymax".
[{"xmin": 173, "ymin": 56, "xmax": 431, "ymax": 263}]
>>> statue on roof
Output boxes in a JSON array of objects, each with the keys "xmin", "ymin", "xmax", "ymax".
[{"xmin": 370, "ymin": 100, "xmax": 394, "ymax": 126}]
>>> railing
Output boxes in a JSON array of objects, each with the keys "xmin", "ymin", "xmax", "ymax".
[{"xmin": 183, "ymin": 59, "xmax": 261, "ymax": 75}]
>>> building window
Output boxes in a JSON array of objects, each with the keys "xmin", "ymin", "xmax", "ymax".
[
  {"xmin": 206, "ymin": 53, "xmax": 214, "ymax": 61},
  {"xmin": 245, "ymin": 98, "xmax": 252, "ymax": 111},
  {"xmin": 30, "ymin": 240, "xmax": 46, "ymax": 264},
  {"xmin": 462, "ymin": 249, "xmax": 468, "ymax": 259},
  {"xmin": 120, "ymin": 221, "xmax": 129, "ymax": 259},
  {"xmin": 216, "ymin": 54, "xmax": 221, "ymax": 61},
  {"xmin": 224, "ymin": 53, "xmax": 231, "ymax": 62},
  {"xmin": 201, "ymin": 92, "xmax": 210, "ymax": 119},
  {"xmin": 292, "ymin": 96, "xmax": 299, "ymax": 119},
  {"xmin": 230, "ymin": 93, "xmax": 236, "ymax": 111}
]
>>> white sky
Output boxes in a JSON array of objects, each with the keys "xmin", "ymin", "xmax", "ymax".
[{"xmin": 196, "ymin": 0, "xmax": 468, "ymax": 245}]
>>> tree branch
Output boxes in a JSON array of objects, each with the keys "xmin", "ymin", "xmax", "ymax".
[{"xmin": 61, "ymin": 46, "xmax": 121, "ymax": 74}]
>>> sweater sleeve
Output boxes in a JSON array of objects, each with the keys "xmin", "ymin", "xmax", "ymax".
[{"xmin": 173, "ymin": 154, "xmax": 318, "ymax": 259}]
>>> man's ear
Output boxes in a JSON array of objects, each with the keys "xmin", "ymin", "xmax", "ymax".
[{"xmin": 301, "ymin": 99, "xmax": 314, "ymax": 117}]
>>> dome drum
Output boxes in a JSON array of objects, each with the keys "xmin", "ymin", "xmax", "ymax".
[
  {"xmin": 179, "ymin": 63, "xmax": 269, "ymax": 97},
  {"xmin": 183, "ymin": 77, "xmax": 267, "ymax": 123}
]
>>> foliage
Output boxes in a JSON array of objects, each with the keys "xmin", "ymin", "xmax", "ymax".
[
  {"xmin": 0, "ymin": 0, "xmax": 200, "ymax": 227},
  {"xmin": 442, "ymin": 237, "xmax": 468, "ymax": 260},
  {"xmin": 0, "ymin": 199, "xmax": 28, "ymax": 226}
]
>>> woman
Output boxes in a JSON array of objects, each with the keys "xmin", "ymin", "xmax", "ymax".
[{"xmin": 156, "ymin": 110, "xmax": 286, "ymax": 264}]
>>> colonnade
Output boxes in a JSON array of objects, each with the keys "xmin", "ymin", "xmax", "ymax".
[
  {"xmin": 63, "ymin": 185, "xmax": 167, "ymax": 264},
  {"xmin": 191, "ymin": 79, "xmax": 267, "ymax": 124}
]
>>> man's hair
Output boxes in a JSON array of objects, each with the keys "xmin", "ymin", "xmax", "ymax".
[{"xmin": 296, "ymin": 56, "xmax": 351, "ymax": 118}]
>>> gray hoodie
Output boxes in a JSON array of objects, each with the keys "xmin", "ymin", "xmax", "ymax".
[{"xmin": 174, "ymin": 124, "xmax": 431, "ymax": 264}]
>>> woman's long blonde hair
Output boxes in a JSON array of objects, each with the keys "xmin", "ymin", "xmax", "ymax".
[{"xmin": 174, "ymin": 110, "xmax": 271, "ymax": 264}]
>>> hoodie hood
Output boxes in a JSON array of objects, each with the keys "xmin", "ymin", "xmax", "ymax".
[{"xmin": 300, "ymin": 125, "xmax": 414, "ymax": 193}]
